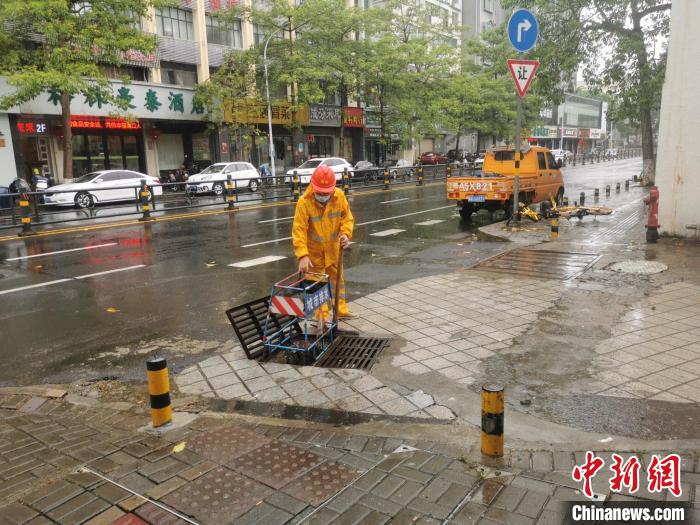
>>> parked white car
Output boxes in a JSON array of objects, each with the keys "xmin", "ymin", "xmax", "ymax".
[
  {"xmin": 43, "ymin": 170, "xmax": 162, "ymax": 208},
  {"xmin": 285, "ymin": 157, "xmax": 353, "ymax": 185},
  {"xmin": 186, "ymin": 162, "xmax": 261, "ymax": 194},
  {"xmin": 550, "ymin": 149, "xmax": 574, "ymax": 163}
]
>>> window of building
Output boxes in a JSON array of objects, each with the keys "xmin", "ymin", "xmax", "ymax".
[
  {"xmin": 99, "ymin": 65, "xmax": 148, "ymax": 82},
  {"xmin": 483, "ymin": 0, "xmax": 494, "ymax": 13},
  {"xmin": 428, "ymin": 4, "xmax": 449, "ymax": 28},
  {"xmin": 161, "ymin": 62, "xmax": 198, "ymax": 87},
  {"xmin": 156, "ymin": 7, "xmax": 194, "ymax": 41},
  {"xmin": 206, "ymin": 15, "xmax": 242, "ymax": 48}
]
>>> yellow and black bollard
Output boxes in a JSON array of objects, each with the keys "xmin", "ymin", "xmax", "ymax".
[
  {"xmin": 594, "ymin": 188, "xmax": 599, "ymax": 200},
  {"xmin": 147, "ymin": 357, "xmax": 172, "ymax": 428},
  {"xmin": 550, "ymin": 217, "xmax": 559, "ymax": 238},
  {"xmin": 139, "ymin": 180, "xmax": 153, "ymax": 222},
  {"xmin": 18, "ymin": 193, "xmax": 34, "ymax": 237},
  {"xmin": 383, "ymin": 168, "xmax": 390, "ymax": 190},
  {"xmin": 625, "ymin": 179, "xmax": 630, "ymax": 191},
  {"xmin": 605, "ymin": 185, "xmax": 611, "ymax": 197},
  {"xmin": 226, "ymin": 174, "xmax": 236, "ymax": 210},
  {"xmin": 292, "ymin": 171, "xmax": 300, "ymax": 202},
  {"xmin": 579, "ymin": 192, "xmax": 585, "ymax": 206},
  {"xmin": 417, "ymin": 166, "xmax": 424, "ymax": 186},
  {"xmin": 616, "ymin": 182, "xmax": 620, "ymax": 193},
  {"xmin": 481, "ymin": 384, "xmax": 504, "ymax": 457},
  {"xmin": 563, "ymin": 196, "xmax": 569, "ymax": 206},
  {"xmin": 343, "ymin": 168, "xmax": 351, "ymax": 195},
  {"xmin": 446, "ymin": 164, "xmax": 452, "ymax": 179}
]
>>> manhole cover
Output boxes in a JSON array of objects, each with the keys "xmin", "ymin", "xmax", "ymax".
[
  {"xmin": 314, "ymin": 335, "xmax": 391, "ymax": 370},
  {"xmin": 474, "ymin": 248, "xmax": 601, "ymax": 280},
  {"xmin": 608, "ymin": 260, "xmax": 668, "ymax": 274}
]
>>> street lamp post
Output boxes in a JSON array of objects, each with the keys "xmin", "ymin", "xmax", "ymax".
[{"xmin": 263, "ymin": 29, "xmax": 283, "ymax": 177}]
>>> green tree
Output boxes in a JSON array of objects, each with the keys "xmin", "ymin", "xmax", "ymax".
[
  {"xmin": 0, "ymin": 0, "xmax": 170, "ymax": 178},
  {"xmin": 501, "ymin": 0, "xmax": 671, "ymax": 183}
]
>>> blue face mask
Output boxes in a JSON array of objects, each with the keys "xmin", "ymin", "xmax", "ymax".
[{"xmin": 315, "ymin": 193, "xmax": 331, "ymax": 204}]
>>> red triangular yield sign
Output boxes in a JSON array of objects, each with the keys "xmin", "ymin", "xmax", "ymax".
[{"xmin": 507, "ymin": 59, "xmax": 540, "ymax": 97}]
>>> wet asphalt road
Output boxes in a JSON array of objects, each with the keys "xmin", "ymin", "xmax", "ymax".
[{"xmin": 0, "ymin": 159, "xmax": 642, "ymax": 389}]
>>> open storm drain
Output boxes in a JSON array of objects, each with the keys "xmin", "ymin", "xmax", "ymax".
[
  {"xmin": 474, "ymin": 248, "xmax": 601, "ymax": 280},
  {"xmin": 314, "ymin": 336, "xmax": 391, "ymax": 371}
]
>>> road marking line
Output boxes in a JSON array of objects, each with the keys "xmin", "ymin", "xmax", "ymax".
[
  {"xmin": 0, "ymin": 264, "xmax": 146, "ymax": 295},
  {"xmin": 0, "ymin": 279, "xmax": 73, "ymax": 295},
  {"xmin": 415, "ymin": 220, "xmax": 445, "ymax": 226},
  {"xmin": 228, "ymin": 256, "xmax": 287, "ymax": 268},
  {"xmin": 258, "ymin": 216, "xmax": 294, "ymax": 224},
  {"xmin": 356, "ymin": 205, "xmax": 454, "ymax": 227},
  {"xmin": 74, "ymin": 265, "xmax": 146, "ymax": 280},
  {"xmin": 5, "ymin": 243, "xmax": 118, "ymax": 261},
  {"xmin": 371, "ymin": 229, "xmax": 406, "ymax": 237},
  {"xmin": 242, "ymin": 205, "xmax": 455, "ymax": 248},
  {"xmin": 242, "ymin": 237, "xmax": 292, "ymax": 248},
  {"xmin": 381, "ymin": 198, "xmax": 409, "ymax": 204}
]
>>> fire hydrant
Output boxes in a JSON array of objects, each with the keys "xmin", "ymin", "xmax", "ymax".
[{"xmin": 643, "ymin": 186, "xmax": 659, "ymax": 243}]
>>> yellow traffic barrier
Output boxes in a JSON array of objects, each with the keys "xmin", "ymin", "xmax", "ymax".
[
  {"xmin": 481, "ymin": 384, "xmax": 504, "ymax": 457},
  {"xmin": 147, "ymin": 357, "xmax": 172, "ymax": 427}
]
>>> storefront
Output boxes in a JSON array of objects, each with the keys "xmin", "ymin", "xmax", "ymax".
[
  {"xmin": 306, "ymin": 104, "xmax": 342, "ymax": 159},
  {"xmin": 0, "ymin": 77, "xmax": 211, "ymax": 183},
  {"xmin": 342, "ymin": 107, "xmax": 363, "ymax": 163}
]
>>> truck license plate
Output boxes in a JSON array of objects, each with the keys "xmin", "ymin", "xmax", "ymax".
[{"xmin": 468, "ymin": 195, "xmax": 486, "ymax": 203}]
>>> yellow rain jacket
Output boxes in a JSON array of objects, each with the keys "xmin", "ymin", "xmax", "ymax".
[{"xmin": 292, "ymin": 186, "xmax": 354, "ymax": 316}]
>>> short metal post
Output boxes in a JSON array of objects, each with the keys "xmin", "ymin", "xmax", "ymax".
[
  {"xmin": 597, "ymin": 153, "xmax": 601, "ymax": 163},
  {"xmin": 417, "ymin": 166, "xmax": 424, "ymax": 186},
  {"xmin": 383, "ymin": 168, "xmax": 390, "ymax": 190},
  {"xmin": 512, "ymin": 176, "xmax": 520, "ymax": 222},
  {"xmin": 625, "ymin": 180, "xmax": 630, "ymax": 191},
  {"xmin": 580, "ymin": 192, "xmax": 585, "ymax": 206},
  {"xmin": 446, "ymin": 164, "xmax": 452, "ymax": 178},
  {"xmin": 481, "ymin": 384, "xmax": 504, "ymax": 458},
  {"xmin": 594, "ymin": 188, "xmax": 600, "ymax": 200},
  {"xmin": 226, "ymin": 174, "xmax": 235, "ymax": 209},
  {"xmin": 343, "ymin": 168, "xmax": 350, "ymax": 195},
  {"xmin": 563, "ymin": 196, "xmax": 569, "ymax": 206},
  {"xmin": 616, "ymin": 182, "xmax": 620, "ymax": 193},
  {"xmin": 18, "ymin": 193, "xmax": 34, "ymax": 237},
  {"xmin": 139, "ymin": 180, "xmax": 153, "ymax": 222},
  {"xmin": 582, "ymin": 155, "xmax": 586, "ymax": 165},
  {"xmin": 605, "ymin": 185, "xmax": 610, "ymax": 197},
  {"xmin": 550, "ymin": 218, "xmax": 559, "ymax": 238},
  {"xmin": 292, "ymin": 171, "xmax": 299, "ymax": 202},
  {"xmin": 147, "ymin": 357, "xmax": 172, "ymax": 428}
]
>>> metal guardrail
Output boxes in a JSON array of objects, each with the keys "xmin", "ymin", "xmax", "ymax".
[{"xmin": 0, "ymin": 164, "xmax": 452, "ymax": 234}]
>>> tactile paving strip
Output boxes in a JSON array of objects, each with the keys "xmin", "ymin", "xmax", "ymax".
[
  {"xmin": 162, "ymin": 466, "xmax": 272, "ymax": 525},
  {"xmin": 185, "ymin": 423, "xmax": 271, "ymax": 464},
  {"xmin": 227, "ymin": 441, "xmax": 324, "ymax": 489},
  {"xmin": 282, "ymin": 461, "xmax": 361, "ymax": 506}
]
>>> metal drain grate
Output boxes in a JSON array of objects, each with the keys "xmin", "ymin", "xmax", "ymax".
[
  {"xmin": 315, "ymin": 336, "xmax": 391, "ymax": 370},
  {"xmin": 226, "ymin": 296, "xmax": 302, "ymax": 360},
  {"xmin": 474, "ymin": 248, "xmax": 601, "ymax": 280}
]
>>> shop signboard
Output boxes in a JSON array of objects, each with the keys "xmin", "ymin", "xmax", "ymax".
[
  {"xmin": 343, "ymin": 107, "xmax": 364, "ymax": 128},
  {"xmin": 563, "ymin": 128, "xmax": 578, "ymax": 137},
  {"xmin": 0, "ymin": 77, "xmax": 205, "ymax": 122},
  {"xmin": 578, "ymin": 128, "xmax": 590, "ymax": 138},
  {"xmin": 309, "ymin": 105, "xmax": 341, "ymax": 127},
  {"xmin": 227, "ymin": 100, "xmax": 309, "ymax": 126}
]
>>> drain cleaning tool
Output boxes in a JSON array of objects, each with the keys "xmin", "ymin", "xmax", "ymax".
[
  {"xmin": 333, "ymin": 243, "xmax": 359, "ymax": 337},
  {"xmin": 77, "ymin": 467, "xmax": 200, "ymax": 525}
]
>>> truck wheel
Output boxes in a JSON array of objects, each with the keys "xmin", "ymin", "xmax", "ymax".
[{"xmin": 459, "ymin": 202, "xmax": 474, "ymax": 220}]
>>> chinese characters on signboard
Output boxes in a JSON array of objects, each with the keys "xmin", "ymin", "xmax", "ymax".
[
  {"xmin": 70, "ymin": 117, "xmax": 142, "ymax": 131},
  {"xmin": 309, "ymin": 105, "xmax": 341, "ymax": 126},
  {"xmin": 343, "ymin": 107, "xmax": 364, "ymax": 128},
  {"xmin": 17, "ymin": 121, "xmax": 48, "ymax": 134}
]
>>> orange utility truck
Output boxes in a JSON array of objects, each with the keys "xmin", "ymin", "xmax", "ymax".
[{"xmin": 446, "ymin": 146, "xmax": 565, "ymax": 219}]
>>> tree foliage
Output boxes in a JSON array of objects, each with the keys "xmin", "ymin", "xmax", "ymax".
[
  {"xmin": 0, "ymin": 0, "xmax": 171, "ymax": 178},
  {"xmin": 501, "ymin": 0, "xmax": 671, "ymax": 181}
]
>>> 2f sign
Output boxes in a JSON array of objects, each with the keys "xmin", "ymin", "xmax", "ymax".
[{"xmin": 507, "ymin": 59, "xmax": 540, "ymax": 97}]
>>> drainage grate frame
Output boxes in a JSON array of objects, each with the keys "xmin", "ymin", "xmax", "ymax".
[
  {"xmin": 473, "ymin": 248, "xmax": 601, "ymax": 281},
  {"xmin": 225, "ymin": 296, "xmax": 302, "ymax": 361},
  {"xmin": 315, "ymin": 335, "xmax": 391, "ymax": 371}
]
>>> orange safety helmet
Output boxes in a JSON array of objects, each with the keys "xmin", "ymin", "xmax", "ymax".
[{"xmin": 310, "ymin": 165, "xmax": 336, "ymax": 193}]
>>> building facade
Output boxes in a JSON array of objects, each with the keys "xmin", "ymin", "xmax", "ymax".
[{"xmin": 530, "ymin": 93, "xmax": 608, "ymax": 154}]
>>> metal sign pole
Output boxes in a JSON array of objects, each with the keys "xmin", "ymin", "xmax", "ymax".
[{"xmin": 514, "ymin": 94, "xmax": 522, "ymax": 221}]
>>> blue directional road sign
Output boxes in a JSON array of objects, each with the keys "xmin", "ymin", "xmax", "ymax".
[{"xmin": 508, "ymin": 8, "xmax": 539, "ymax": 53}]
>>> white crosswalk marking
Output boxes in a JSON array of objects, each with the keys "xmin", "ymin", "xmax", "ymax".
[
  {"xmin": 381, "ymin": 198, "xmax": 409, "ymax": 204},
  {"xmin": 370, "ymin": 229, "xmax": 406, "ymax": 237},
  {"xmin": 5, "ymin": 243, "xmax": 118, "ymax": 261},
  {"xmin": 229, "ymin": 255, "xmax": 287, "ymax": 268},
  {"xmin": 258, "ymin": 216, "xmax": 294, "ymax": 224},
  {"xmin": 415, "ymin": 220, "xmax": 445, "ymax": 226}
]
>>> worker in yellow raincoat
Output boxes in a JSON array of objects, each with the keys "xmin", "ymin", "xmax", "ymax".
[{"xmin": 292, "ymin": 165, "xmax": 355, "ymax": 319}]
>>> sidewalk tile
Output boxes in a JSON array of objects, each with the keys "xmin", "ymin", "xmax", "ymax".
[
  {"xmin": 83, "ymin": 506, "xmax": 125, "ymax": 525},
  {"xmin": 282, "ymin": 461, "xmax": 360, "ymax": 506}
]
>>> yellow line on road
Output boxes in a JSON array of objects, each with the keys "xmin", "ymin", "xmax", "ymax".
[{"xmin": 0, "ymin": 181, "xmax": 444, "ymax": 243}]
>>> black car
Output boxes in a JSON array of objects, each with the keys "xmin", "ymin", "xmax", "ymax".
[{"xmin": 352, "ymin": 161, "xmax": 381, "ymax": 183}]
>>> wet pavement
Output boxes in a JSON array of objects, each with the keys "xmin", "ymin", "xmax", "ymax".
[{"xmin": 4, "ymin": 158, "xmax": 693, "ymax": 442}]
